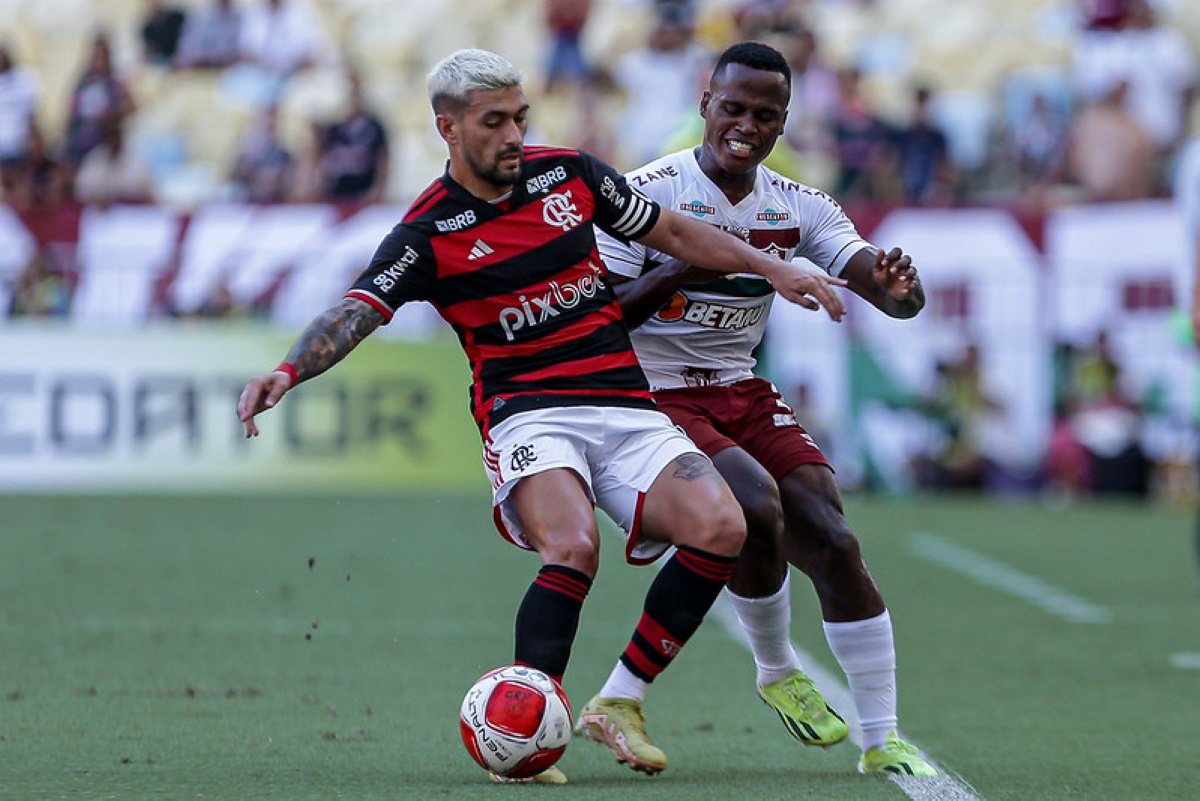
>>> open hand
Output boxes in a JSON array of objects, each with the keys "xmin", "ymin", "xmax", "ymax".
[{"xmin": 768, "ymin": 261, "xmax": 848, "ymax": 321}]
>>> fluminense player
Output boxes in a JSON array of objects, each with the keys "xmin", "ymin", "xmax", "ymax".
[
  {"xmin": 585, "ymin": 41, "xmax": 937, "ymax": 777},
  {"xmin": 237, "ymin": 48, "xmax": 849, "ymax": 783}
]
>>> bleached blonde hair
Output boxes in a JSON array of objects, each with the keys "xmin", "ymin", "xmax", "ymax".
[{"xmin": 427, "ymin": 49, "xmax": 523, "ymax": 113}]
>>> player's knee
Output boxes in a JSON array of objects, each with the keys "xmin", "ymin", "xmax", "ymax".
[
  {"xmin": 687, "ymin": 496, "xmax": 746, "ymax": 557},
  {"xmin": 739, "ymin": 480, "xmax": 783, "ymax": 543},
  {"xmin": 533, "ymin": 530, "xmax": 600, "ymax": 575}
]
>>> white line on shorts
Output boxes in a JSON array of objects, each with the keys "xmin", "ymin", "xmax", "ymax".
[
  {"xmin": 908, "ymin": 533, "xmax": 1112, "ymax": 625},
  {"xmin": 711, "ymin": 594, "xmax": 982, "ymax": 800}
]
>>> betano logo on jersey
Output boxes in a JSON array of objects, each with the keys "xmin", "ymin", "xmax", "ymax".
[
  {"xmin": 541, "ymin": 190, "xmax": 583, "ymax": 231},
  {"xmin": 655, "ymin": 292, "xmax": 766, "ymax": 330},
  {"xmin": 679, "ymin": 200, "xmax": 716, "ymax": 218},
  {"xmin": 755, "ymin": 208, "xmax": 790, "ymax": 226},
  {"xmin": 497, "ymin": 263, "xmax": 606, "ymax": 341},
  {"xmin": 372, "ymin": 245, "xmax": 419, "ymax": 293}
]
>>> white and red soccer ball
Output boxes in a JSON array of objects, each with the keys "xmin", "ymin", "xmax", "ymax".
[{"xmin": 458, "ymin": 665, "xmax": 573, "ymax": 779}]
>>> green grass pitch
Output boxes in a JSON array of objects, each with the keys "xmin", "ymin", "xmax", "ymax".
[{"xmin": 1, "ymin": 493, "xmax": 1197, "ymax": 800}]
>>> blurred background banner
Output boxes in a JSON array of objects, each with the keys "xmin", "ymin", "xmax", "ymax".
[{"xmin": 0, "ymin": 324, "xmax": 481, "ymax": 492}]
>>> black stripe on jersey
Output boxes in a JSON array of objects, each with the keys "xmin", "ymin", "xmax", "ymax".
[
  {"xmin": 685, "ymin": 275, "xmax": 775, "ymax": 297},
  {"xmin": 476, "ymin": 319, "xmax": 646, "ymax": 393},
  {"xmin": 491, "ymin": 392, "xmax": 656, "ymax": 428}
]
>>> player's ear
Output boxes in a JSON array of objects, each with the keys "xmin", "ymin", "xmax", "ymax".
[
  {"xmin": 699, "ymin": 90, "xmax": 712, "ymax": 117},
  {"xmin": 435, "ymin": 112, "xmax": 458, "ymax": 145}
]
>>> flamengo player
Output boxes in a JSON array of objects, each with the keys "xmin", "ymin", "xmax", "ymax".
[
  {"xmin": 591, "ymin": 42, "xmax": 937, "ymax": 776},
  {"xmin": 236, "ymin": 49, "xmax": 849, "ymax": 783}
]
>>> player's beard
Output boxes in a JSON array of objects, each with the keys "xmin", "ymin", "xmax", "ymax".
[{"xmin": 471, "ymin": 147, "xmax": 523, "ymax": 189}]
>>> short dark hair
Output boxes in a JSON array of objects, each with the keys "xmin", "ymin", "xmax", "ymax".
[{"xmin": 711, "ymin": 42, "xmax": 791, "ymax": 90}]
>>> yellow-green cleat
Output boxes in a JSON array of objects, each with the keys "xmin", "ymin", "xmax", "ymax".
[
  {"xmin": 858, "ymin": 731, "xmax": 938, "ymax": 776},
  {"xmin": 758, "ymin": 670, "xmax": 849, "ymax": 747},
  {"xmin": 488, "ymin": 765, "xmax": 569, "ymax": 785},
  {"xmin": 575, "ymin": 696, "xmax": 667, "ymax": 775}
]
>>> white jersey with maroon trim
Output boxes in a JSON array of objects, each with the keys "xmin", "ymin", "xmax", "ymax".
[{"xmin": 597, "ymin": 148, "xmax": 869, "ymax": 390}]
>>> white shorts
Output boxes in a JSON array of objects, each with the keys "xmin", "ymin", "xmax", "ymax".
[{"xmin": 482, "ymin": 405, "xmax": 703, "ymax": 564}]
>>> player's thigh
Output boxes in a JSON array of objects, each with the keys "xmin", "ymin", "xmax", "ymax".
[
  {"xmin": 640, "ymin": 452, "xmax": 745, "ymax": 557},
  {"xmin": 778, "ymin": 461, "xmax": 853, "ymax": 542},
  {"xmin": 509, "ymin": 468, "xmax": 602, "ymax": 572},
  {"xmin": 711, "ymin": 445, "xmax": 783, "ymax": 539}
]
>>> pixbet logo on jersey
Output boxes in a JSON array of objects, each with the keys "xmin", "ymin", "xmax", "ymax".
[{"xmin": 497, "ymin": 264, "xmax": 606, "ymax": 341}]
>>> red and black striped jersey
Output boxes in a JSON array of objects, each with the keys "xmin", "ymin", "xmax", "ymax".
[{"xmin": 347, "ymin": 146, "xmax": 662, "ymax": 432}]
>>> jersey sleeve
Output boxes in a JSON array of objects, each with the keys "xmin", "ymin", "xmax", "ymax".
[
  {"xmin": 579, "ymin": 151, "xmax": 661, "ymax": 242},
  {"xmin": 794, "ymin": 188, "xmax": 872, "ymax": 277},
  {"xmin": 344, "ymin": 224, "xmax": 436, "ymax": 322}
]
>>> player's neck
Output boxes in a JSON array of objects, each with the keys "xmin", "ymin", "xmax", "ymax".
[
  {"xmin": 694, "ymin": 148, "xmax": 756, "ymax": 206},
  {"xmin": 447, "ymin": 162, "xmax": 515, "ymax": 203}
]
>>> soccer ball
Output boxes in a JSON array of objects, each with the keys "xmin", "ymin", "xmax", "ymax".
[{"xmin": 458, "ymin": 665, "xmax": 573, "ymax": 779}]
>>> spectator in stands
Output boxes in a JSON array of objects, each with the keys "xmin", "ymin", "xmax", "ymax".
[
  {"xmin": 911, "ymin": 343, "xmax": 1003, "ymax": 491},
  {"xmin": 174, "ymin": 0, "xmax": 243, "ymax": 70},
  {"xmin": 1067, "ymin": 77, "xmax": 1155, "ymax": 201},
  {"xmin": 1072, "ymin": 0, "xmax": 1195, "ymax": 168},
  {"xmin": 62, "ymin": 33, "xmax": 135, "ymax": 167},
  {"xmin": 140, "ymin": 0, "xmax": 187, "ymax": 66},
  {"xmin": 2, "ymin": 127, "xmax": 69, "ymax": 211},
  {"xmin": 74, "ymin": 121, "xmax": 155, "ymax": 206},
  {"xmin": 831, "ymin": 67, "xmax": 892, "ymax": 203},
  {"xmin": 778, "ymin": 24, "xmax": 838, "ymax": 187},
  {"xmin": 229, "ymin": 106, "xmax": 294, "ymax": 202},
  {"xmin": 890, "ymin": 85, "xmax": 954, "ymax": 204},
  {"xmin": 315, "ymin": 72, "xmax": 389, "ymax": 203},
  {"xmin": 609, "ymin": 2, "xmax": 713, "ymax": 168},
  {"xmin": 543, "ymin": 0, "xmax": 593, "ymax": 93},
  {"xmin": 9, "ymin": 252, "xmax": 71, "ymax": 317},
  {"xmin": 0, "ymin": 44, "xmax": 38, "ymax": 180},
  {"xmin": 239, "ymin": 0, "xmax": 334, "ymax": 80},
  {"xmin": 1008, "ymin": 90, "xmax": 1071, "ymax": 199}
]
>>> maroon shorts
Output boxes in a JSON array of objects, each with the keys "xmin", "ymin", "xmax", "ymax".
[{"xmin": 652, "ymin": 377, "xmax": 830, "ymax": 480}]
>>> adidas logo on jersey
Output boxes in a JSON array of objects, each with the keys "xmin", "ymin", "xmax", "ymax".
[{"xmin": 468, "ymin": 239, "xmax": 494, "ymax": 261}]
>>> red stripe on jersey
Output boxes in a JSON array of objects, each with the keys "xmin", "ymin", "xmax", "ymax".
[
  {"xmin": 404, "ymin": 182, "xmax": 448, "ymax": 222},
  {"xmin": 345, "ymin": 289, "xmax": 394, "ymax": 321},
  {"xmin": 509, "ymin": 350, "xmax": 640, "ymax": 384},
  {"xmin": 468, "ymin": 308, "xmax": 622, "ymax": 361},
  {"xmin": 524, "ymin": 145, "xmax": 580, "ymax": 161},
  {"xmin": 432, "ymin": 176, "xmax": 595, "ymax": 277}
]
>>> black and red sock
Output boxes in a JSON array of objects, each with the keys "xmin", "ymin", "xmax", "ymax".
[
  {"xmin": 619, "ymin": 545, "xmax": 737, "ymax": 682},
  {"xmin": 513, "ymin": 564, "xmax": 592, "ymax": 684}
]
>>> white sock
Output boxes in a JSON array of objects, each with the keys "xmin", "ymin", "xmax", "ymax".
[
  {"xmin": 823, "ymin": 609, "xmax": 897, "ymax": 752},
  {"xmin": 598, "ymin": 661, "xmax": 647, "ymax": 702},
  {"xmin": 727, "ymin": 573, "xmax": 804, "ymax": 687}
]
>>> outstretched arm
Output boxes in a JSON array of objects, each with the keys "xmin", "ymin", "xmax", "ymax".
[
  {"xmin": 236, "ymin": 297, "xmax": 385, "ymax": 437},
  {"xmin": 637, "ymin": 209, "xmax": 848, "ymax": 320},
  {"xmin": 839, "ymin": 245, "xmax": 925, "ymax": 319}
]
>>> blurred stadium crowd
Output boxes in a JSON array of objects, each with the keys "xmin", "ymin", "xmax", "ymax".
[
  {"xmin": 0, "ymin": 0, "xmax": 1196, "ymax": 212},
  {"xmin": 1, "ymin": 0, "xmax": 1198, "ymax": 501}
]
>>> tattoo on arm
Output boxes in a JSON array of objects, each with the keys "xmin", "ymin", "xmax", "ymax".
[
  {"xmin": 671, "ymin": 452, "xmax": 719, "ymax": 481},
  {"xmin": 285, "ymin": 298, "xmax": 384, "ymax": 383}
]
